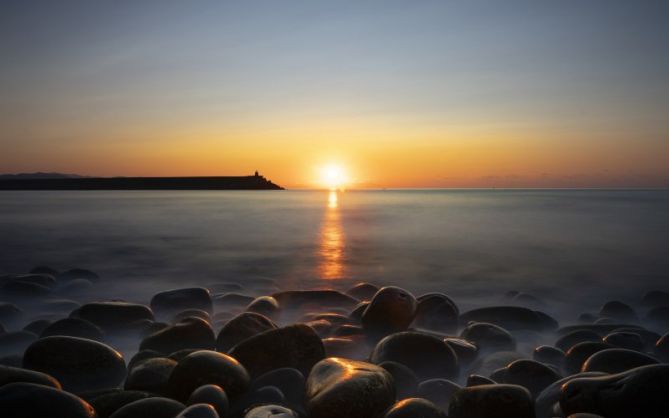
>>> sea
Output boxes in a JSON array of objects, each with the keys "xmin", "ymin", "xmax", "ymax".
[{"xmin": 1, "ymin": 189, "xmax": 668, "ymax": 319}]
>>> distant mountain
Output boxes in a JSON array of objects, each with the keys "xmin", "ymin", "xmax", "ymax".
[{"xmin": 0, "ymin": 172, "xmax": 86, "ymax": 179}]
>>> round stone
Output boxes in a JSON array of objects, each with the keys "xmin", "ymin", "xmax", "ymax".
[
  {"xmin": 379, "ymin": 361, "xmax": 418, "ymax": 399},
  {"xmin": 245, "ymin": 405, "xmax": 299, "ymax": 418},
  {"xmin": 581, "ymin": 348, "xmax": 658, "ymax": 373},
  {"xmin": 187, "ymin": 384, "xmax": 229, "ymax": 418},
  {"xmin": 215, "ymin": 312, "xmax": 277, "ymax": 353},
  {"xmin": 109, "ymin": 397, "xmax": 185, "ymax": 418},
  {"xmin": 139, "ymin": 317, "xmax": 215, "ymax": 354},
  {"xmin": 413, "ymin": 293, "xmax": 459, "ymax": 333},
  {"xmin": 448, "ymin": 384, "xmax": 534, "ymax": 418},
  {"xmin": 555, "ymin": 330, "xmax": 601, "ymax": 352},
  {"xmin": 502, "ymin": 359, "xmax": 561, "ymax": 398},
  {"xmin": 384, "ymin": 398, "xmax": 446, "ymax": 418},
  {"xmin": 466, "ymin": 374, "xmax": 495, "ymax": 386},
  {"xmin": 71, "ymin": 302, "xmax": 154, "ymax": 333},
  {"xmin": 599, "ymin": 301, "xmax": 637, "ymax": 322},
  {"xmin": 41, "ymin": 317, "xmax": 104, "ymax": 341},
  {"xmin": 23, "ymin": 335, "xmax": 126, "ymax": 393},
  {"xmin": 124, "ymin": 357, "xmax": 177, "ymax": 394},
  {"xmin": 246, "ymin": 296, "xmax": 280, "ymax": 318},
  {"xmin": 533, "ymin": 345, "xmax": 565, "ymax": 369},
  {"xmin": 0, "ymin": 382, "xmax": 96, "ymax": 418},
  {"xmin": 175, "ymin": 403, "xmax": 219, "ymax": 418},
  {"xmin": 603, "ymin": 331, "xmax": 644, "ymax": 351},
  {"xmin": 151, "ymin": 288, "xmax": 213, "ymax": 318},
  {"xmin": 88, "ymin": 390, "xmax": 155, "ymax": 418},
  {"xmin": 362, "ymin": 286, "xmax": 417, "ymax": 339},
  {"xmin": 459, "ymin": 306, "xmax": 558, "ymax": 332},
  {"xmin": 346, "ymin": 282, "xmax": 379, "ymax": 301},
  {"xmin": 416, "ymin": 378, "xmax": 460, "ymax": 410},
  {"xmin": 0, "ymin": 364, "xmax": 61, "ymax": 388},
  {"xmin": 250, "ymin": 367, "xmax": 305, "ymax": 408},
  {"xmin": 564, "ymin": 342, "xmax": 611, "ymax": 374},
  {"xmin": 460, "ymin": 322, "xmax": 516, "ymax": 353}
]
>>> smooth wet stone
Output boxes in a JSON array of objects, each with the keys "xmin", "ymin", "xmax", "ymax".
[
  {"xmin": 322, "ymin": 337, "xmax": 365, "ymax": 359},
  {"xmin": 89, "ymin": 390, "xmax": 155, "ymax": 418},
  {"xmin": 502, "ymin": 359, "xmax": 561, "ymax": 398},
  {"xmin": 611, "ymin": 326, "xmax": 660, "ymax": 349},
  {"xmin": 466, "ymin": 374, "xmax": 495, "ymax": 386},
  {"xmin": 444, "ymin": 337, "xmax": 479, "ymax": 365},
  {"xmin": 560, "ymin": 364, "xmax": 669, "ymax": 418},
  {"xmin": 460, "ymin": 322, "xmax": 516, "ymax": 353},
  {"xmin": 534, "ymin": 372, "xmax": 606, "ymax": 418},
  {"xmin": 57, "ymin": 268, "xmax": 99, "ymax": 282},
  {"xmin": 124, "ymin": 357, "xmax": 176, "ymax": 394},
  {"xmin": 370, "ymin": 331, "xmax": 458, "ymax": 380},
  {"xmin": 448, "ymin": 384, "xmax": 534, "ymax": 418},
  {"xmin": 555, "ymin": 330, "xmax": 601, "ymax": 352},
  {"xmin": 250, "ymin": 367, "xmax": 305, "ymax": 407},
  {"xmin": 384, "ymin": 398, "xmax": 446, "ymax": 418},
  {"xmin": 167, "ymin": 350, "xmax": 250, "ymax": 401},
  {"xmin": 127, "ymin": 349, "xmax": 162, "ymax": 372},
  {"xmin": 229, "ymin": 324, "xmax": 325, "ymax": 378},
  {"xmin": 602, "ymin": 331, "xmax": 644, "ymax": 351},
  {"xmin": 230, "ymin": 385, "xmax": 286, "ymax": 416},
  {"xmin": 305, "ymin": 319, "xmax": 332, "ymax": 338},
  {"xmin": 346, "ymin": 282, "xmax": 379, "ymax": 301},
  {"xmin": 176, "ymin": 403, "xmax": 219, "ymax": 418},
  {"xmin": 581, "ymin": 348, "xmax": 658, "ymax": 373},
  {"xmin": 187, "ymin": 384, "xmax": 229, "ymax": 417},
  {"xmin": 23, "ymin": 335, "xmax": 126, "ymax": 393},
  {"xmin": 109, "ymin": 397, "xmax": 185, "ymax": 418},
  {"xmin": 245, "ymin": 405, "xmax": 299, "ymax": 418},
  {"xmin": 413, "ymin": 293, "xmax": 459, "ymax": 333},
  {"xmin": 379, "ymin": 361, "xmax": 419, "ymax": 399},
  {"xmin": 0, "ymin": 331, "xmax": 37, "ymax": 355},
  {"xmin": 599, "ymin": 300, "xmax": 638, "ymax": 322},
  {"xmin": 306, "ymin": 358, "xmax": 395, "ymax": 418},
  {"xmin": 563, "ymin": 342, "xmax": 611, "ymax": 374},
  {"xmin": 41, "ymin": 317, "xmax": 105, "ymax": 341},
  {"xmin": 459, "ymin": 306, "xmax": 558, "ymax": 332},
  {"xmin": 246, "ymin": 296, "xmax": 280, "ymax": 318},
  {"xmin": 0, "ymin": 382, "xmax": 96, "ymax": 418},
  {"xmin": 642, "ymin": 290, "xmax": 669, "ymax": 307},
  {"xmin": 655, "ymin": 332, "xmax": 669, "ymax": 361},
  {"xmin": 151, "ymin": 287, "xmax": 213, "ymax": 317},
  {"xmin": 0, "ymin": 364, "xmax": 61, "ymax": 388},
  {"xmin": 362, "ymin": 286, "xmax": 417, "ymax": 339},
  {"xmin": 215, "ymin": 312, "xmax": 277, "ymax": 353},
  {"xmin": 71, "ymin": 302, "xmax": 155, "ymax": 332},
  {"xmin": 169, "ymin": 348, "xmax": 200, "ymax": 362},
  {"xmin": 470, "ymin": 351, "xmax": 525, "ymax": 378},
  {"xmin": 416, "ymin": 378, "xmax": 460, "ymax": 410},
  {"xmin": 140, "ymin": 317, "xmax": 215, "ymax": 354},
  {"xmin": 173, "ymin": 309, "xmax": 211, "ymax": 324},
  {"xmin": 533, "ymin": 345, "xmax": 565, "ymax": 369},
  {"xmin": 272, "ymin": 290, "xmax": 358, "ymax": 311},
  {"xmin": 556, "ymin": 323, "xmax": 643, "ymax": 338},
  {"xmin": 23, "ymin": 319, "xmax": 53, "ymax": 335},
  {"xmin": 349, "ymin": 301, "xmax": 369, "ymax": 322}
]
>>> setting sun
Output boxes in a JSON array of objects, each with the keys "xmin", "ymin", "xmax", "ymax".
[{"xmin": 320, "ymin": 164, "xmax": 347, "ymax": 190}]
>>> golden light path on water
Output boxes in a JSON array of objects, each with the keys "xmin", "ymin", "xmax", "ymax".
[{"xmin": 318, "ymin": 190, "xmax": 345, "ymax": 279}]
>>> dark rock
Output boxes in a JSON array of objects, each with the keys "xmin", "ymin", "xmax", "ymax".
[
  {"xmin": 245, "ymin": 405, "xmax": 299, "ymax": 418},
  {"xmin": 0, "ymin": 382, "xmax": 96, "ymax": 418},
  {"xmin": 250, "ymin": 367, "xmax": 305, "ymax": 408},
  {"xmin": 448, "ymin": 384, "xmax": 534, "ymax": 418},
  {"xmin": 602, "ymin": 331, "xmax": 645, "ymax": 351},
  {"xmin": 139, "ymin": 317, "xmax": 215, "ymax": 354},
  {"xmin": 23, "ymin": 319, "xmax": 53, "ymax": 335},
  {"xmin": 228, "ymin": 324, "xmax": 325, "ymax": 378},
  {"xmin": 581, "ymin": 348, "xmax": 658, "ymax": 373},
  {"xmin": 470, "ymin": 351, "xmax": 524, "ymax": 378},
  {"xmin": 502, "ymin": 359, "xmax": 561, "ymax": 398},
  {"xmin": 57, "ymin": 268, "xmax": 99, "ymax": 282},
  {"xmin": 272, "ymin": 290, "xmax": 358, "ymax": 311},
  {"xmin": 216, "ymin": 312, "xmax": 277, "ymax": 353},
  {"xmin": 89, "ymin": 390, "xmax": 155, "ymax": 418},
  {"xmin": 151, "ymin": 288, "xmax": 213, "ymax": 318},
  {"xmin": 138, "ymin": 321, "xmax": 168, "ymax": 339},
  {"xmin": 459, "ymin": 306, "xmax": 558, "ymax": 331},
  {"xmin": 306, "ymin": 358, "xmax": 395, "ymax": 418},
  {"xmin": 346, "ymin": 282, "xmax": 379, "ymax": 301},
  {"xmin": 176, "ymin": 403, "xmax": 219, "ymax": 418},
  {"xmin": 322, "ymin": 337, "xmax": 365, "ymax": 359},
  {"xmin": 370, "ymin": 331, "xmax": 458, "ymax": 380},
  {"xmin": 173, "ymin": 309, "xmax": 211, "ymax": 324},
  {"xmin": 71, "ymin": 302, "xmax": 154, "ymax": 332},
  {"xmin": 460, "ymin": 322, "xmax": 516, "ymax": 353},
  {"xmin": 246, "ymin": 296, "xmax": 280, "ymax": 318},
  {"xmin": 166, "ymin": 350, "xmax": 250, "ymax": 401},
  {"xmin": 413, "ymin": 293, "xmax": 459, "ymax": 333},
  {"xmin": 533, "ymin": 345, "xmax": 565, "ymax": 369},
  {"xmin": 642, "ymin": 290, "xmax": 669, "ymax": 307},
  {"xmin": 23, "ymin": 335, "xmax": 126, "ymax": 393},
  {"xmin": 379, "ymin": 361, "xmax": 418, "ymax": 399},
  {"xmin": 231, "ymin": 385, "xmax": 286, "ymax": 416},
  {"xmin": 555, "ymin": 330, "xmax": 601, "ymax": 352},
  {"xmin": 556, "ymin": 323, "xmax": 643, "ymax": 338},
  {"xmin": 416, "ymin": 378, "xmax": 460, "ymax": 410},
  {"xmin": 611, "ymin": 326, "xmax": 660, "ymax": 349},
  {"xmin": 560, "ymin": 364, "xmax": 669, "ymax": 418},
  {"xmin": 534, "ymin": 372, "xmax": 606, "ymax": 418},
  {"xmin": 109, "ymin": 397, "xmax": 185, "ymax": 418},
  {"xmin": 41, "ymin": 317, "xmax": 105, "ymax": 341},
  {"xmin": 0, "ymin": 364, "xmax": 61, "ymax": 388},
  {"xmin": 124, "ymin": 357, "xmax": 176, "ymax": 394},
  {"xmin": 169, "ymin": 349, "xmax": 200, "ymax": 363},
  {"xmin": 444, "ymin": 338, "xmax": 479, "ymax": 365},
  {"xmin": 349, "ymin": 302, "xmax": 369, "ymax": 322},
  {"xmin": 466, "ymin": 374, "xmax": 495, "ymax": 386},
  {"xmin": 187, "ymin": 384, "xmax": 229, "ymax": 417},
  {"xmin": 127, "ymin": 349, "xmax": 162, "ymax": 372},
  {"xmin": 564, "ymin": 342, "xmax": 612, "ymax": 374},
  {"xmin": 362, "ymin": 286, "xmax": 417, "ymax": 339},
  {"xmin": 599, "ymin": 301, "xmax": 638, "ymax": 322},
  {"xmin": 0, "ymin": 331, "xmax": 37, "ymax": 355},
  {"xmin": 384, "ymin": 398, "xmax": 446, "ymax": 418}
]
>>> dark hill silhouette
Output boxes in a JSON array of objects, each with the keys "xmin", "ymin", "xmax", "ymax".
[{"xmin": 0, "ymin": 172, "xmax": 283, "ymax": 190}]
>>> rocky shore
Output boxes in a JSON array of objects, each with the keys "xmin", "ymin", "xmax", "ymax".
[{"xmin": 2, "ymin": 267, "xmax": 669, "ymax": 417}]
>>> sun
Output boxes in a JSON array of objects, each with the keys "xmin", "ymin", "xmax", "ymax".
[{"xmin": 320, "ymin": 164, "xmax": 347, "ymax": 190}]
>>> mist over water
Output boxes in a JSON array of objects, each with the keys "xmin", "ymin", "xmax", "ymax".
[{"xmin": 1, "ymin": 189, "xmax": 668, "ymax": 321}]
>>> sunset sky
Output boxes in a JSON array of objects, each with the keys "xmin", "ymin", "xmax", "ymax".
[{"xmin": 1, "ymin": 1, "xmax": 668, "ymax": 188}]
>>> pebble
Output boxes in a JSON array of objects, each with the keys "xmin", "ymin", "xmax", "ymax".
[
  {"xmin": 124, "ymin": 357, "xmax": 176, "ymax": 394},
  {"xmin": 384, "ymin": 398, "xmax": 447, "ymax": 418},
  {"xmin": 413, "ymin": 293, "xmax": 459, "ymax": 333},
  {"xmin": 501, "ymin": 359, "xmax": 561, "ymax": 398},
  {"xmin": 0, "ymin": 381, "xmax": 96, "ymax": 418},
  {"xmin": 187, "ymin": 384, "xmax": 229, "ymax": 417},
  {"xmin": 563, "ymin": 341, "xmax": 612, "ymax": 374},
  {"xmin": 533, "ymin": 345, "xmax": 565, "ymax": 369},
  {"xmin": 245, "ymin": 405, "xmax": 300, "ymax": 418},
  {"xmin": 272, "ymin": 290, "xmax": 358, "ymax": 311},
  {"xmin": 460, "ymin": 322, "xmax": 516, "ymax": 353},
  {"xmin": 71, "ymin": 301, "xmax": 155, "ymax": 333},
  {"xmin": 534, "ymin": 372, "xmax": 606, "ymax": 418},
  {"xmin": 602, "ymin": 331, "xmax": 644, "ymax": 351},
  {"xmin": 246, "ymin": 296, "xmax": 281, "ymax": 318},
  {"xmin": 361, "ymin": 286, "xmax": 417, "ymax": 339},
  {"xmin": 555, "ymin": 330, "xmax": 601, "ymax": 351},
  {"xmin": 346, "ymin": 282, "xmax": 379, "ymax": 301},
  {"xmin": 175, "ymin": 403, "xmax": 219, "ymax": 418},
  {"xmin": 88, "ymin": 390, "xmax": 154, "ymax": 418},
  {"xmin": 599, "ymin": 301, "xmax": 638, "ymax": 322},
  {"xmin": 215, "ymin": 312, "xmax": 277, "ymax": 353}
]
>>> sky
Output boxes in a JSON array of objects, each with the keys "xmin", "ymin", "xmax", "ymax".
[{"xmin": 1, "ymin": 1, "xmax": 668, "ymax": 188}]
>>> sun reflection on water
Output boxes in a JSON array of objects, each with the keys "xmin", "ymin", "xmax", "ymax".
[{"xmin": 318, "ymin": 190, "xmax": 345, "ymax": 279}]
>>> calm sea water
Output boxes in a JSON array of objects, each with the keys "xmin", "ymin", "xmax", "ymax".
[{"xmin": 1, "ymin": 189, "xmax": 668, "ymax": 316}]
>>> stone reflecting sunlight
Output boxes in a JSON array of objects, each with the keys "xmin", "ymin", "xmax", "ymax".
[{"xmin": 318, "ymin": 190, "xmax": 345, "ymax": 279}]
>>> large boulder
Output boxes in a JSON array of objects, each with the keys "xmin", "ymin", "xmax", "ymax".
[
  {"xmin": 23, "ymin": 336, "xmax": 126, "ymax": 393},
  {"xmin": 306, "ymin": 358, "xmax": 395, "ymax": 418}
]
